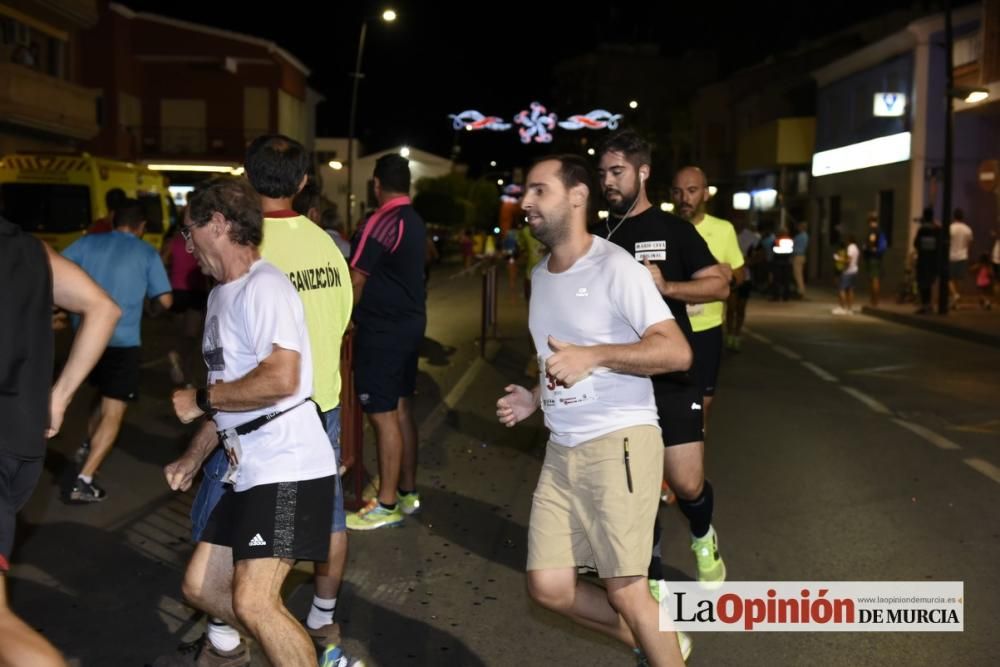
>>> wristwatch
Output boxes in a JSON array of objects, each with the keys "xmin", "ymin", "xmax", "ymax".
[{"xmin": 196, "ymin": 387, "xmax": 213, "ymax": 414}]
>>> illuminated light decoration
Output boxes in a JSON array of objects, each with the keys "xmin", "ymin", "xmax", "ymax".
[
  {"xmin": 448, "ymin": 109, "xmax": 511, "ymax": 131},
  {"xmin": 515, "ymin": 101, "xmax": 557, "ymax": 144},
  {"xmin": 733, "ymin": 192, "xmax": 751, "ymax": 210},
  {"xmin": 329, "ymin": 160, "xmax": 344, "ymax": 170},
  {"xmin": 873, "ymin": 93, "xmax": 906, "ymax": 117},
  {"xmin": 400, "ymin": 146, "xmax": 410, "ymax": 157},
  {"xmin": 597, "ymin": 210, "xmax": 610, "ymax": 220},
  {"xmin": 501, "ymin": 183, "xmax": 523, "ymax": 204},
  {"xmin": 774, "ymin": 238, "xmax": 795, "ymax": 254},
  {"xmin": 558, "ymin": 109, "xmax": 623, "ymax": 131},
  {"xmin": 811, "ymin": 132, "xmax": 911, "ymax": 177},
  {"xmin": 659, "ymin": 202, "xmax": 674, "ymax": 212},
  {"xmin": 964, "ymin": 90, "xmax": 989, "ymax": 103},
  {"xmin": 707, "ymin": 185, "xmax": 717, "ymax": 197}
]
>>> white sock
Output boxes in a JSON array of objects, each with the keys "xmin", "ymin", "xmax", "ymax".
[
  {"xmin": 306, "ymin": 596, "xmax": 337, "ymax": 630},
  {"xmin": 78, "ymin": 474, "xmax": 93, "ymax": 484},
  {"xmin": 206, "ymin": 618, "xmax": 241, "ymax": 652}
]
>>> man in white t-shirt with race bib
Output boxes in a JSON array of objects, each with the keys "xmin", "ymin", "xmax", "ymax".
[
  {"xmin": 169, "ymin": 177, "xmax": 337, "ymax": 665},
  {"xmin": 496, "ymin": 155, "xmax": 692, "ymax": 666}
]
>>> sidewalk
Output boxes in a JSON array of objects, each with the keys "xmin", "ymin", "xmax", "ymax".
[{"xmin": 805, "ymin": 282, "xmax": 1000, "ymax": 348}]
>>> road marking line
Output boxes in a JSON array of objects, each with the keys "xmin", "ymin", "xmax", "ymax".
[
  {"xmin": 419, "ymin": 357, "xmax": 487, "ymax": 434},
  {"xmin": 848, "ymin": 364, "xmax": 912, "ymax": 376},
  {"xmin": 772, "ymin": 345, "xmax": 801, "ymax": 360},
  {"xmin": 963, "ymin": 458, "xmax": 1000, "ymax": 486},
  {"xmin": 800, "ymin": 361, "xmax": 838, "ymax": 382},
  {"xmin": 840, "ymin": 386, "xmax": 890, "ymax": 414},
  {"xmin": 891, "ymin": 418, "xmax": 962, "ymax": 450},
  {"xmin": 743, "ymin": 329, "xmax": 772, "ymax": 344}
]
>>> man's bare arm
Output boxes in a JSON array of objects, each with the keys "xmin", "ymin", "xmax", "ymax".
[
  {"xmin": 545, "ymin": 319, "xmax": 692, "ymax": 386},
  {"xmin": 46, "ymin": 245, "xmax": 121, "ymax": 436},
  {"xmin": 350, "ymin": 268, "xmax": 367, "ymax": 305},
  {"xmin": 173, "ymin": 346, "xmax": 301, "ymax": 423},
  {"xmin": 164, "ymin": 419, "xmax": 219, "ymax": 491},
  {"xmin": 662, "ymin": 263, "xmax": 732, "ymax": 303}
]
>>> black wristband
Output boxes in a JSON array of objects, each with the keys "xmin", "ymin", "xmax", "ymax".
[{"xmin": 196, "ymin": 387, "xmax": 213, "ymax": 413}]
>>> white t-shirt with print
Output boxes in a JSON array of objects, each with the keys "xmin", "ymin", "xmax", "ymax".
[
  {"xmin": 529, "ymin": 236, "xmax": 674, "ymax": 447},
  {"xmin": 203, "ymin": 259, "xmax": 336, "ymax": 492},
  {"xmin": 949, "ymin": 222, "xmax": 973, "ymax": 261},
  {"xmin": 844, "ymin": 243, "xmax": 860, "ymax": 275}
]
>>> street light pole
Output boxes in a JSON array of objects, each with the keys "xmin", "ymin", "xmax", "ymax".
[
  {"xmin": 938, "ymin": 0, "xmax": 953, "ymax": 315},
  {"xmin": 346, "ymin": 20, "xmax": 368, "ymax": 235}
]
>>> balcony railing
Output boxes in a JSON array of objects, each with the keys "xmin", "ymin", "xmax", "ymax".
[
  {"xmin": 0, "ymin": 63, "xmax": 98, "ymax": 140},
  {"xmin": 133, "ymin": 126, "xmax": 269, "ymax": 161}
]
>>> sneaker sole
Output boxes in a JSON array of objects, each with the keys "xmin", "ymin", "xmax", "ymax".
[
  {"xmin": 346, "ymin": 517, "xmax": 404, "ymax": 531},
  {"xmin": 697, "ymin": 560, "xmax": 726, "ymax": 590}
]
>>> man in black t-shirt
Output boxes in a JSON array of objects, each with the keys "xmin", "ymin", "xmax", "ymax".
[
  {"xmin": 347, "ymin": 154, "xmax": 427, "ymax": 531},
  {"xmin": 595, "ymin": 131, "xmax": 731, "ymax": 588},
  {"xmin": 1, "ymin": 220, "xmax": 119, "ymax": 666}
]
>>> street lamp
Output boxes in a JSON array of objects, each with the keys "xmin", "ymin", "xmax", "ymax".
[{"xmin": 346, "ymin": 8, "xmax": 396, "ymax": 231}]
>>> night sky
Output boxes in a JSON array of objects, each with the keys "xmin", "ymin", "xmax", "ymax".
[{"xmin": 126, "ymin": 0, "xmax": 926, "ymax": 166}]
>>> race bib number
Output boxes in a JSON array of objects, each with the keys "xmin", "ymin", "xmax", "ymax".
[
  {"xmin": 220, "ymin": 428, "xmax": 242, "ymax": 484},
  {"xmin": 539, "ymin": 356, "xmax": 598, "ymax": 411},
  {"xmin": 686, "ymin": 303, "xmax": 705, "ymax": 316}
]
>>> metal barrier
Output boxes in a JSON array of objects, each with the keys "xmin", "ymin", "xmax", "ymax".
[
  {"xmin": 481, "ymin": 260, "xmax": 498, "ymax": 356},
  {"xmin": 338, "ymin": 328, "xmax": 367, "ymax": 510}
]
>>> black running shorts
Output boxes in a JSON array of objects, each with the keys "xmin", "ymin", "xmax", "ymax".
[
  {"xmin": 690, "ymin": 326, "xmax": 723, "ymax": 397},
  {"xmin": 200, "ymin": 475, "xmax": 335, "ymax": 562},
  {"xmin": 654, "ymin": 381, "xmax": 705, "ymax": 446},
  {"xmin": 0, "ymin": 452, "xmax": 44, "ymax": 571},
  {"xmin": 87, "ymin": 346, "xmax": 141, "ymax": 401}
]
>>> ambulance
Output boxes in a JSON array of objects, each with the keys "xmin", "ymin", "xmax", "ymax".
[{"xmin": 0, "ymin": 153, "xmax": 173, "ymax": 251}]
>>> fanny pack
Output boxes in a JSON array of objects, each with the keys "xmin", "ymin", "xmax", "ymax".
[{"xmin": 217, "ymin": 399, "xmax": 313, "ymax": 484}]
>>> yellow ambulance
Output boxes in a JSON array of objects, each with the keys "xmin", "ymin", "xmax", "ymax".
[{"xmin": 0, "ymin": 153, "xmax": 173, "ymax": 251}]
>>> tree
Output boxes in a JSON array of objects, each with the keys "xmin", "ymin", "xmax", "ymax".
[{"xmin": 413, "ymin": 173, "xmax": 499, "ymax": 230}]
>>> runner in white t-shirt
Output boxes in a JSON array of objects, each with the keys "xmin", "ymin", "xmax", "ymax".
[
  {"xmin": 496, "ymin": 156, "xmax": 692, "ymax": 666},
  {"xmin": 167, "ymin": 177, "xmax": 336, "ymax": 666}
]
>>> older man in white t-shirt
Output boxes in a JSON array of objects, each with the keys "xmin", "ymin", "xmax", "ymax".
[
  {"xmin": 168, "ymin": 177, "xmax": 337, "ymax": 666},
  {"xmin": 496, "ymin": 155, "xmax": 692, "ymax": 666}
]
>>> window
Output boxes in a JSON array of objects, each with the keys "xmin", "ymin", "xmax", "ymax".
[
  {"xmin": 0, "ymin": 183, "xmax": 91, "ymax": 232},
  {"xmin": 878, "ymin": 190, "xmax": 894, "ymax": 247}
]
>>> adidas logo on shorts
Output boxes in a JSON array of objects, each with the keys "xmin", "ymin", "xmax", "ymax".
[{"xmin": 248, "ymin": 533, "xmax": 267, "ymax": 547}]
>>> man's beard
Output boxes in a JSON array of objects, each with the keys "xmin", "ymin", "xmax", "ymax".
[
  {"xmin": 530, "ymin": 213, "xmax": 569, "ymax": 249},
  {"xmin": 606, "ymin": 189, "xmax": 639, "ymax": 216}
]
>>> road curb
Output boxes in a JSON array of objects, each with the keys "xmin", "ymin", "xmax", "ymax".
[{"xmin": 861, "ymin": 306, "xmax": 1000, "ymax": 348}]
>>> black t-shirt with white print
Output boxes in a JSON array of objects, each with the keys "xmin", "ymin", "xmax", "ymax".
[{"xmin": 593, "ymin": 206, "xmax": 717, "ymax": 385}]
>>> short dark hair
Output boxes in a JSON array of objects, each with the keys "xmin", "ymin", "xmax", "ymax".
[
  {"xmin": 292, "ymin": 180, "xmax": 322, "ymax": 217},
  {"xmin": 532, "ymin": 154, "xmax": 595, "ymax": 200},
  {"xmin": 105, "ymin": 187, "xmax": 127, "ymax": 211},
  {"xmin": 373, "ymin": 154, "xmax": 411, "ymax": 194},
  {"xmin": 187, "ymin": 177, "xmax": 263, "ymax": 247},
  {"xmin": 245, "ymin": 134, "xmax": 309, "ymax": 198},
  {"xmin": 598, "ymin": 130, "xmax": 652, "ymax": 168},
  {"xmin": 113, "ymin": 198, "xmax": 145, "ymax": 229}
]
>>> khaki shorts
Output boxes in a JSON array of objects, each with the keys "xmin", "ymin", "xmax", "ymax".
[{"xmin": 527, "ymin": 425, "xmax": 663, "ymax": 578}]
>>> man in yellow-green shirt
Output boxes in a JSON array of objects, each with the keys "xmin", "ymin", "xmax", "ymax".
[{"xmin": 671, "ymin": 166, "xmax": 744, "ymax": 419}]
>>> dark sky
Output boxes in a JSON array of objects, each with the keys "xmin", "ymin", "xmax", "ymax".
[{"xmin": 126, "ymin": 1, "xmax": 928, "ymax": 165}]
